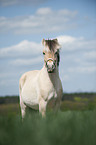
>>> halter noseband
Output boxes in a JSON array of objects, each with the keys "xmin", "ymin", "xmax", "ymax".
[
  {"xmin": 46, "ymin": 58, "xmax": 54, "ymax": 63},
  {"xmin": 46, "ymin": 58, "xmax": 56, "ymax": 68}
]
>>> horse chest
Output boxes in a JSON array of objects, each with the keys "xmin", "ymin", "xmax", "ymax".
[
  {"xmin": 39, "ymin": 75, "xmax": 60, "ymax": 101},
  {"xmin": 41, "ymin": 89, "xmax": 57, "ymax": 109},
  {"xmin": 40, "ymin": 84, "xmax": 58, "ymax": 102}
]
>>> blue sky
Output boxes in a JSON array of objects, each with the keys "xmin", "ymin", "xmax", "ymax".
[{"xmin": 0, "ymin": 0, "xmax": 96, "ymax": 96}]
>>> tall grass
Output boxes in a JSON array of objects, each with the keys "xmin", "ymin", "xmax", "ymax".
[{"xmin": 0, "ymin": 110, "xmax": 96, "ymax": 145}]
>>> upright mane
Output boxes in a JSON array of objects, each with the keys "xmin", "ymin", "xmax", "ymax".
[{"xmin": 42, "ymin": 39, "xmax": 61, "ymax": 52}]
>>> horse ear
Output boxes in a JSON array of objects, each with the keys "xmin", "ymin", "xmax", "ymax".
[
  {"xmin": 53, "ymin": 38, "xmax": 58, "ymax": 42},
  {"xmin": 42, "ymin": 39, "xmax": 45, "ymax": 45},
  {"xmin": 53, "ymin": 38, "xmax": 61, "ymax": 49}
]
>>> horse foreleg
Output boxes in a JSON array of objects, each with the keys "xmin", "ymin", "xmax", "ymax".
[
  {"xmin": 39, "ymin": 98, "xmax": 47, "ymax": 117},
  {"xmin": 54, "ymin": 97, "xmax": 61, "ymax": 112}
]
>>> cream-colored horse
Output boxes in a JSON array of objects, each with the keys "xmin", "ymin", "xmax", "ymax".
[{"xmin": 19, "ymin": 38, "xmax": 63, "ymax": 118}]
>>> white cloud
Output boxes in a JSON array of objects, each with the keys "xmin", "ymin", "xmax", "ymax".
[
  {"xmin": 0, "ymin": 40, "xmax": 42, "ymax": 58},
  {"xmin": 10, "ymin": 57, "xmax": 43, "ymax": 66},
  {"xmin": 57, "ymin": 35, "xmax": 96, "ymax": 51},
  {"xmin": 84, "ymin": 51, "xmax": 96, "ymax": 59},
  {"xmin": 58, "ymin": 9, "xmax": 78, "ymax": 17},
  {"xmin": 68, "ymin": 66, "xmax": 96, "ymax": 73},
  {"xmin": 0, "ymin": 8, "xmax": 78, "ymax": 34},
  {"xmin": 36, "ymin": 7, "xmax": 52, "ymax": 15},
  {"xmin": 57, "ymin": 35, "xmax": 96, "ymax": 75},
  {"xmin": 57, "ymin": 35, "xmax": 77, "ymax": 43}
]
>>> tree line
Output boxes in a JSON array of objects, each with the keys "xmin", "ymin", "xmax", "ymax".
[{"xmin": 0, "ymin": 93, "xmax": 96, "ymax": 104}]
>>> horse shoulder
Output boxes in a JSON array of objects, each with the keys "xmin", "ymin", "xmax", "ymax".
[
  {"xmin": 19, "ymin": 73, "xmax": 27, "ymax": 93},
  {"xmin": 19, "ymin": 70, "xmax": 39, "ymax": 92}
]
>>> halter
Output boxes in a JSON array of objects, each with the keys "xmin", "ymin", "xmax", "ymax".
[
  {"xmin": 46, "ymin": 58, "xmax": 56, "ymax": 72},
  {"xmin": 46, "ymin": 58, "xmax": 54, "ymax": 63},
  {"xmin": 46, "ymin": 58, "xmax": 56, "ymax": 66}
]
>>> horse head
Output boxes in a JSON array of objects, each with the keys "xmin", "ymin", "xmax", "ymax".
[{"xmin": 42, "ymin": 38, "xmax": 61, "ymax": 73}]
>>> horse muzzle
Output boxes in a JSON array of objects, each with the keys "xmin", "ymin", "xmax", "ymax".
[{"xmin": 46, "ymin": 58, "xmax": 56, "ymax": 73}]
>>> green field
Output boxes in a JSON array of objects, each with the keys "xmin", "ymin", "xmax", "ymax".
[{"xmin": 0, "ymin": 93, "xmax": 96, "ymax": 145}]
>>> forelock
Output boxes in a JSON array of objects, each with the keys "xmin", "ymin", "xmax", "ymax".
[{"xmin": 44, "ymin": 39, "xmax": 60, "ymax": 52}]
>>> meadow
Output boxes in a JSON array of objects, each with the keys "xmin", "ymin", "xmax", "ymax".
[{"xmin": 0, "ymin": 93, "xmax": 96, "ymax": 145}]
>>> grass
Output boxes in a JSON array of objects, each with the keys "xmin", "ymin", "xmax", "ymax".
[
  {"xmin": 0, "ymin": 110, "xmax": 96, "ymax": 145},
  {"xmin": 61, "ymin": 96, "xmax": 96, "ymax": 111},
  {"xmin": 0, "ymin": 104, "xmax": 20, "ymax": 116},
  {"xmin": 0, "ymin": 94, "xmax": 96, "ymax": 145}
]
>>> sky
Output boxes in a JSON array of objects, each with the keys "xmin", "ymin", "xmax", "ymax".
[{"xmin": 0, "ymin": 0, "xmax": 96, "ymax": 96}]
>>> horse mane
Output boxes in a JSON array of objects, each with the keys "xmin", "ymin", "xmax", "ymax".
[{"xmin": 42, "ymin": 39, "xmax": 61, "ymax": 52}]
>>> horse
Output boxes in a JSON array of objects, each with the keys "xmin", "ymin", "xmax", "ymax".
[{"xmin": 19, "ymin": 38, "xmax": 63, "ymax": 119}]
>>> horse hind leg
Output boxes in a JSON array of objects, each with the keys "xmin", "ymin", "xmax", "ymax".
[
  {"xmin": 19, "ymin": 75, "xmax": 27, "ymax": 120},
  {"xmin": 20, "ymin": 95, "xmax": 26, "ymax": 120}
]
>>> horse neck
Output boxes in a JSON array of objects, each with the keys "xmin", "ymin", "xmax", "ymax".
[{"xmin": 43, "ymin": 65, "xmax": 59, "ymax": 85}]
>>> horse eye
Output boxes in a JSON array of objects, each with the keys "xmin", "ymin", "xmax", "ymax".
[{"xmin": 43, "ymin": 52, "xmax": 45, "ymax": 55}]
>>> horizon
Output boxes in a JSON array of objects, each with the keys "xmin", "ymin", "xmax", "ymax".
[{"xmin": 0, "ymin": 92, "xmax": 96, "ymax": 97}]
